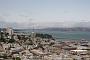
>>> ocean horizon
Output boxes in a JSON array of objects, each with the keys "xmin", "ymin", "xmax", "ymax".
[{"xmin": 15, "ymin": 29, "xmax": 90, "ymax": 41}]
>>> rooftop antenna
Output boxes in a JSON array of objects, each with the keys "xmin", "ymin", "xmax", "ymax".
[
  {"xmin": 32, "ymin": 24, "xmax": 34, "ymax": 33},
  {"xmin": 31, "ymin": 24, "xmax": 36, "ymax": 45}
]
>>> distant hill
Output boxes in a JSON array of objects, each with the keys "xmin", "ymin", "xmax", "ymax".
[
  {"xmin": 1, "ymin": 27, "xmax": 90, "ymax": 32},
  {"xmin": 42, "ymin": 27, "xmax": 90, "ymax": 32}
]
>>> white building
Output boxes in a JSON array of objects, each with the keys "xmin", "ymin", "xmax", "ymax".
[{"xmin": 5, "ymin": 27, "xmax": 14, "ymax": 36}]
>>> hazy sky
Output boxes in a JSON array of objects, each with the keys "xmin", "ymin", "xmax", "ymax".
[{"xmin": 0, "ymin": 0, "xmax": 90, "ymax": 28}]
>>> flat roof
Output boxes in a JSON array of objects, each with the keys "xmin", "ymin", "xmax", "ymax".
[{"xmin": 71, "ymin": 50, "xmax": 87, "ymax": 52}]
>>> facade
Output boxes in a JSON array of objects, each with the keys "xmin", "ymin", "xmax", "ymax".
[{"xmin": 5, "ymin": 27, "xmax": 14, "ymax": 35}]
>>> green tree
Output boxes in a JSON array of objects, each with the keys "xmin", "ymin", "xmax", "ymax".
[
  {"xmin": 8, "ymin": 39, "xmax": 15, "ymax": 43},
  {"xmin": 15, "ymin": 57, "xmax": 21, "ymax": 60},
  {"xmin": 35, "ymin": 33, "xmax": 53, "ymax": 39},
  {"xmin": 0, "ymin": 32, "xmax": 6, "ymax": 42}
]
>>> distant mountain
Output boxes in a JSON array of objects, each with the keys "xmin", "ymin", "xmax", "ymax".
[
  {"xmin": 0, "ymin": 20, "xmax": 90, "ymax": 32},
  {"xmin": 73, "ymin": 21, "xmax": 90, "ymax": 28},
  {"xmin": 42, "ymin": 27, "xmax": 90, "ymax": 31},
  {"xmin": 1, "ymin": 27, "xmax": 90, "ymax": 32}
]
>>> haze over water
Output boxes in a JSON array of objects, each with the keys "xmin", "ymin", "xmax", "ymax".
[{"xmin": 0, "ymin": 0, "xmax": 90, "ymax": 29}]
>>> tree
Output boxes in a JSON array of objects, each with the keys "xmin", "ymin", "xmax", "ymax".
[
  {"xmin": 0, "ymin": 32, "xmax": 6, "ymax": 42},
  {"xmin": 14, "ymin": 57, "xmax": 21, "ymax": 60},
  {"xmin": 35, "ymin": 33, "xmax": 53, "ymax": 39},
  {"xmin": 8, "ymin": 39, "xmax": 15, "ymax": 43},
  {"xmin": 17, "ymin": 35, "xmax": 21, "ymax": 40}
]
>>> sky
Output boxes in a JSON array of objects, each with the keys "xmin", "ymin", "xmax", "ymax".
[{"xmin": 0, "ymin": 0, "xmax": 90, "ymax": 29}]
